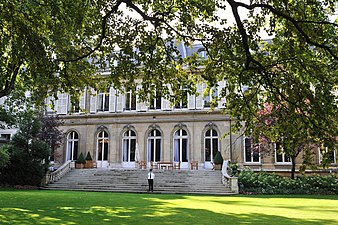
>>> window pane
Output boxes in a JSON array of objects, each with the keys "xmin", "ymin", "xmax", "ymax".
[
  {"xmin": 126, "ymin": 93, "xmax": 131, "ymax": 110},
  {"xmin": 130, "ymin": 139, "xmax": 136, "ymax": 162},
  {"xmin": 103, "ymin": 143, "xmax": 108, "ymax": 160},
  {"xmin": 104, "ymin": 94, "xmax": 109, "ymax": 111},
  {"xmin": 98, "ymin": 143, "xmax": 103, "ymax": 160},
  {"xmin": 212, "ymin": 138, "xmax": 218, "ymax": 160},
  {"xmin": 156, "ymin": 97, "xmax": 161, "ymax": 109},
  {"xmin": 123, "ymin": 139, "xmax": 129, "ymax": 161},
  {"xmin": 73, "ymin": 141, "xmax": 78, "ymax": 160},
  {"xmin": 205, "ymin": 139, "xmax": 211, "ymax": 161},
  {"xmin": 155, "ymin": 130, "xmax": 161, "ymax": 136},
  {"xmin": 98, "ymin": 94, "xmax": 104, "ymax": 111},
  {"xmin": 103, "ymin": 131, "xmax": 108, "ymax": 138},
  {"xmin": 150, "ymin": 139, "xmax": 155, "ymax": 162},
  {"xmin": 245, "ymin": 138, "xmax": 252, "ymax": 162},
  {"xmin": 253, "ymin": 150, "xmax": 260, "ymax": 162},
  {"xmin": 155, "ymin": 139, "xmax": 161, "ymax": 161},
  {"xmin": 212, "ymin": 129, "xmax": 218, "ymax": 136},
  {"xmin": 131, "ymin": 93, "xmax": 136, "ymax": 110},
  {"xmin": 182, "ymin": 139, "xmax": 188, "ymax": 162}
]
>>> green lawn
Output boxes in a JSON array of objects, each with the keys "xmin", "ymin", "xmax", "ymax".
[{"xmin": 0, "ymin": 189, "xmax": 337, "ymax": 225}]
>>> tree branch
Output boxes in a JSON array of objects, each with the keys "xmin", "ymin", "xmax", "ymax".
[
  {"xmin": 0, "ymin": 62, "xmax": 22, "ymax": 98},
  {"xmin": 60, "ymin": 0, "xmax": 124, "ymax": 63},
  {"xmin": 231, "ymin": 0, "xmax": 338, "ymax": 60}
]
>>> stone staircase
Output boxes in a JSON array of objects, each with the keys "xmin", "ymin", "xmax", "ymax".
[{"xmin": 43, "ymin": 168, "xmax": 236, "ymax": 195}]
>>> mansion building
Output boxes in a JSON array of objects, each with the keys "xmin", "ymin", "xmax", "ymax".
[{"xmin": 1, "ymin": 43, "xmax": 337, "ymax": 173}]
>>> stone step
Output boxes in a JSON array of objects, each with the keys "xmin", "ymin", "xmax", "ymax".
[{"xmin": 44, "ymin": 168, "xmax": 235, "ymax": 195}]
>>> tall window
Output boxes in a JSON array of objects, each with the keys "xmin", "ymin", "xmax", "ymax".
[
  {"xmin": 174, "ymin": 129, "xmax": 188, "ymax": 162},
  {"xmin": 67, "ymin": 131, "xmax": 79, "ymax": 161},
  {"xmin": 71, "ymin": 97, "xmax": 80, "ymax": 113},
  {"xmin": 244, "ymin": 137, "xmax": 260, "ymax": 163},
  {"xmin": 97, "ymin": 131, "xmax": 109, "ymax": 161},
  {"xmin": 147, "ymin": 129, "xmax": 162, "ymax": 162},
  {"xmin": 204, "ymin": 86, "xmax": 218, "ymax": 108},
  {"xmin": 319, "ymin": 147, "xmax": 337, "ymax": 164},
  {"xmin": 174, "ymin": 88, "xmax": 188, "ymax": 109},
  {"xmin": 275, "ymin": 142, "xmax": 291, "ymax": 163},
  {"xmin": 125, "ymin": 90, "xmax": 136, "ymax": 110},
  {"xmin": 150, "ymin": 95, "xmax": 162, "ymax": 110},
  {"xmin": 204, "ymin": 129, "xmax": 218, "ymax": 162},
  {"xmin": 123, "ymin": 130, "xmax": 136, "ymax": 162},
  {"xmin": 97, "ymin": 90, "xmax": 109, "ymax": 111}
]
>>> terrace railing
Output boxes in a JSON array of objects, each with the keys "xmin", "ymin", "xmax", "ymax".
[
  {"xmin": 44, "ymin": 160, "xmax": 73, "ymax": 185},
  {"xmin": 222, "ymin": 160, "xmax": 239, "ymax": 194}
]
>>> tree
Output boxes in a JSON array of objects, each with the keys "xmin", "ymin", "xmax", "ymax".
[
  {"xmin": 0, "ymin": 147, "xmax": 9, "ymax": 170},
  {"xmin": 0, "ymin": 110, "xmax": 51, "ymax": 186},
  {"xmin": 1, "ymin": 1, "xmax": 337, "ymax": 167},
  {"xmin": 38, "ymin": 114, "xmax": 64, "ymax": 162},
  {"xmin": 251, "ymin": 102, "xmax": 336, "ymax": 179}
]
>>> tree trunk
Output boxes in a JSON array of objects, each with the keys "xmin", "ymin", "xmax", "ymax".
[{"xmin": 291, "ymin": 157, "xmax": 296, "ymax": 179}]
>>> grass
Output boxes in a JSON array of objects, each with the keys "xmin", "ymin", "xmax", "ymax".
[{"xmin": 0, "ymin": 189, "xmax": 337, "ymax": 225}]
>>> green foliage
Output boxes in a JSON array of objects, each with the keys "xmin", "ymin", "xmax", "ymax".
[
  {"xmin": 0, "ymin": 110, "xmax": 51, "ymax": 186},
  {"xmin": 213, "ymin": 151, "xmax": 223, "ymax": 164},
  {"xmin": 238, "ymin": 169, "xmax": 338, "ymax": 194},
  {"xmin": 229, "ymin": 162, "xmax": 240, "ymax": 176},
  {"xmin": 1, "ymin": 1, "xmax": 337, "ymax": 177},
  {"xmin": 0, "ymin": 146, "xmax": 10, "ymax": 169},
  {"xmin": 85, "ymin": 152, "xmax": 92, "ymax": 161},
  {"xmin": 76, "ymin": 152, "xmax": 86, "ymax": 164}
]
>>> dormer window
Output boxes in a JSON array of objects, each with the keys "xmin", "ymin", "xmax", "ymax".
[{"xmin": 197, "ymin": 48, "xmax": 207, "ymax": 59}]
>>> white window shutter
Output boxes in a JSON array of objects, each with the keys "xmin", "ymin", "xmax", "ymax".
[
  {"xmin": 218, "ymin": 80, "xmax": 226, "ymax": 109},
  {"xmin": 57, "ymin": 93, "xmax": 69, "ymax": 114},
  {"xmin": 0, "ymin": 97, "xmax": 6, "ymax": 105},
  {"xmin": 116, "ymin": 90, "xmax": 125, "ymax": 112},
  {"xmin": 196, "ymin": 83, "xmax": 204, "ymax": 109},
  {"xmin": 187, "ymin": 92, "xmax": 195, "ymax": 109},
  {"xmin": 89, "ymin": 88, "xmax": 97, "ymax": 113},
  {"xmin": 109, "ymin": 86, "xmax": 116, "ymax": 112},
  {"xmin": 136, "ymin": 84, "xmax": 148, "ymax": 111},
  {"xmin": 79, "ymin": 90, "xmax": 86, "ymax": 113},
  {"xmin": 162, "ymin": 84, "xmax": 172, "ymax": 110},
  {"xmin": 45, "ymin": 96, "xmax": 55, "ymax": 113}
]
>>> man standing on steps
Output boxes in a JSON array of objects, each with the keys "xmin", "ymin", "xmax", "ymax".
[{"xmin": 147, "ymin": 169, "xmax": 155, "ymax": 192}]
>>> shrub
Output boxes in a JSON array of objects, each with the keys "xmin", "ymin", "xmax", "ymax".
[
  {"xmin": 85, "ymin": 152, "xmax": 92, "ymax": 161},
  {"xmin": 76, "ymin": 152, "xmax": 86, "ymax": 164},
  {"xmin": 213, "ymin": 151, "xmax": 223, "ymax": 164},
  {"xmin": 238, "ymin": 169, "xmax": 338, "ymax": 194}
]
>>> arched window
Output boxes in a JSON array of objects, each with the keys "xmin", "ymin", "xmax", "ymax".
[
  {"xmin": 204, "ymin": 129, "xmax": 218, "ymax": 162},
  {"xmin": 147, "ymin": 129, "xmax": 162, "ymax": 162},
  {"xmin": 67, "ymin": 131, "xmax": 79, "ymax": 161},
  {"xmin": 97, "ymin": 130, "xmax": 109, "ymax": 163},
  {"xmin": 123, "ymin": 130, "xmax": 136, "ymax": 162},
  {"xmin": 174, "ymin": 129, "xmax": 188, "ymax": 162}
]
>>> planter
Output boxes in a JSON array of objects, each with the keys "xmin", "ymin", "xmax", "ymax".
[
  {"xmin": 75, "ymin": 163, "xmax": 84, "ymax": 169},
  {"xmin": 214, "ymin": 164, "xmax": 222, "ymax": 170},
  {"xmin": 85, "ymin": 160, "xmax": 93, "ymax": 168}
]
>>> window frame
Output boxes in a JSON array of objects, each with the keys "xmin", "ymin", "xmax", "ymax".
[
  {"xmin": 243, "ymin": 137, "xmax": 261, "ymax": 164},
  {"xmin": 275, "ymin": 142, "xmax": 292, "ymax": 164}
]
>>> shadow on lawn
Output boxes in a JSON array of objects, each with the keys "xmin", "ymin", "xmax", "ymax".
[
  {"xmin": 0, "ymin": 193, "xmax": 337, "ymax": 225},
  {"xmin": 0, "ymin": 205, "xmax": 335, "ymax": 225}
]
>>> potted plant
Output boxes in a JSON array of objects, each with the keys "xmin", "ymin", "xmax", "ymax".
[
  {"xmin": 213, "ymin": 151, "xmax": 223, "ymax": 170},
  {"xmin": 85, "ymin": 152, "xmax": 93, "ymax": 168},
  {"xmin": 75, "ymin": 152, "xmax": 86, "ymax": 169}
]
